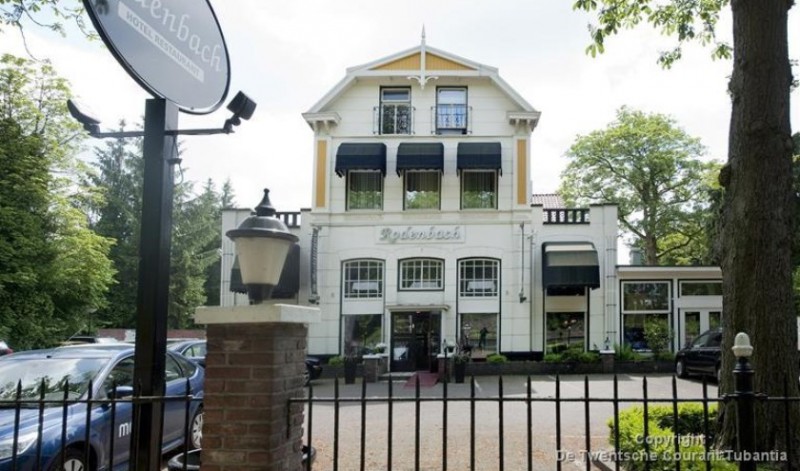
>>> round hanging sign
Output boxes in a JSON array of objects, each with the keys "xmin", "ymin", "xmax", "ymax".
[{"xmin": 83, "ymin": 0, "xmax": 231, "ymax": 114}]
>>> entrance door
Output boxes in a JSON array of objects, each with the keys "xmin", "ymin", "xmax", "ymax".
[
  {"xmin": 391, "ymin": 311, "xmax": 441, "ymax": 372},
  {"xmin": 680, "ymin": 309, "xmax": 722, "ymax": 348}
]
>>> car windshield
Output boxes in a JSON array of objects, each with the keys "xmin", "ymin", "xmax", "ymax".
[{"xmin": 0, "ymin": 357, "xmax": 107, "ymax": 403}]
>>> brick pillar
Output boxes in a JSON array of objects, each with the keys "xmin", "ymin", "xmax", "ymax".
[{"xmin": 195, "ymin": 304, "xmax": 319, "ymax": 471}]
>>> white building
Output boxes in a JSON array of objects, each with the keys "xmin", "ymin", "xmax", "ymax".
[{"xmin": 219, "ymin": 38, "xmax": 722, "ymax": 371}]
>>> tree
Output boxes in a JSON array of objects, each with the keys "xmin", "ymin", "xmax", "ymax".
[
  {"xmin": 203, "ymin": 178, "xmax": 235, "ymax": 307},
  {"xmin": 0, "ymin": 55, "xmax": 114, "ymax": 348},
  {"xmin": 169, "ymin": 179, "xmax": 221, "ymax": 328},
  {"xmin": 559, "ymin": 107, "xmax": 718, "ymax": 265},
  {"xmin": 573, "ymin": 0, "xmax": 800, "ymax": 460},
  {"xmin": 87, "ymin": 128, "xmax": 143, "ymax": 328},
  {"xmin": 0, "ymin": 0, "xmax": 93, "ymax": 55}
]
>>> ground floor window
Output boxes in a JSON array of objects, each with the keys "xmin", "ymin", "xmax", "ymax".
[
  {"xmin": 460, "ymin": 313, "xmax": 497, "ymax": 358},
  {"xmin": 545, "ymin": 312, "xmax": 585, "ymax": 354},
  {"xmin": 623, "ymin": 313, "xmax": 670, "ymax": 352},
  {"xmin": 343, "ymin": 314, "xmax": 382, "ymax": 355}
]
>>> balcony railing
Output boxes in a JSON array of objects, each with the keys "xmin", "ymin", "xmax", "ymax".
[
  {"xmin": 543, "ymin": 208, "xmax": 590, "ymax": 224},
  {"xmin": 276, "ymin": 211, "xmax": 301, "ymax": 228},
  {"xmin": 373, "ymin": 104, "xmax": 414, "ymax": 135},
  {"xmin": 432, "ymin": 104, "xmax": 471, "ymax": 134}
]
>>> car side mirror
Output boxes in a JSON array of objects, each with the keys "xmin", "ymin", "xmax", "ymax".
[{"xmin": 110, "ymin": 385, "xmax": 134, "ymax": 399}]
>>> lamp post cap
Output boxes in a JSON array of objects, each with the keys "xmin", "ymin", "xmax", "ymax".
[
  {"xmin": 732, "ymin": 332, "xmax": 753, "ymax": 358},
  {"xmin": 254, "ymin": 188, "xmax": 276, "ymax": 217}
]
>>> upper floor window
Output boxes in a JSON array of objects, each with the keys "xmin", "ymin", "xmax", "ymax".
[
  {"xmin": 347, "ymin": 170, "xmax": 383, "ymax": 210},
  {"xmin": 459, "ymin": 258, "xmax": 499, "ymax": 297},
  {"xmin": 379, "ymin": 88, "xmax": 412, "ymax": 135},
  {"xmin": 405, "ymin": 170, "xmax": 440, "ymax": 210},
  {"xmin": 343, "ymin": 259, "xmax": 384, "ymax": 299},
  {"xmin": 461, "ymin": 170, "xmax": 497, "ymax": 209},
  {"xmin": 399, "ymin": 258, "xmax": 444, "ymax": 290},
  {"xmin": 436, "ymin": 87, "xmax": 467, "ymax": 134}
]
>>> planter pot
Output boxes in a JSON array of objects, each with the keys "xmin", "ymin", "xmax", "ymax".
[
  {"xmin": 454, "ymin": 362, "xmax": 467, "ymax": 383},
  {"xmin": 344, "ymin": 361, "xmax": 358, "ymax": 384}
]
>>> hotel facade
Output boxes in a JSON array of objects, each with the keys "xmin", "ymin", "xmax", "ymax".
[{"xmin": 219, "ymin": 40, "xmax": 722, "ymax": 371}]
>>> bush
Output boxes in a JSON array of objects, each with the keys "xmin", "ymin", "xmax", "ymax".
[
  {"xmin": 328, "ymin": 356, "xmax": 344, "ymax": 366},
  {"xmin": 544, "ymin": 353, "xmax": 562, "ymax": 363},
  {"xmin": 609, "ymin": 403, "xmax": 734, "ymax": 471},
  {"xmin": 486, "ymin": 353, "xmax": 507, "ymax": 364},
  {"xmin": 561, "ymin": 349, "xmax": 600, "ymax": 363},
  {"xmin": 543, "ymin": 350, "xmax": 600, "ymax": 363}
]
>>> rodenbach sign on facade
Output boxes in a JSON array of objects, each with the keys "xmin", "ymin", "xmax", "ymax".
[
  {"xmin": 84, "ymin": 0, "xmax": 230, "ymax": 113},
  {"xmin": 377, "ymin": 225, "xmax": 465, "ymax": 243}
]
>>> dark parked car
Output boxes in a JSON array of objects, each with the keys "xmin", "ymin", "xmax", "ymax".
[
  {"xmin": 168, "ymin": 340, "xmax": 322, "ymax": 385},
  {"xmin": 0, "ymin": 341, "xmax": 12, "ymax": 357},
  {"xmin": 675, "ymin": 327, "xmax": 722, "ymax": 382},
  {"xmin": 0, "ymin": 344, "xmax": 204, "ymax": 471}
]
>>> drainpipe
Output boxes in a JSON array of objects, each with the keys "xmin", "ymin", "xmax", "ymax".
[{"xmin": 519, "ymin": 223, "xmax": 527, "ymax": 303}]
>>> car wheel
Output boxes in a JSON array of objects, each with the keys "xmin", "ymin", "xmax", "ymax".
[
  {"xmin": 676, "ymin": 359, "xmax": 688, "ymax": 378},
  {"xmin": 189, "ymin": 408, "xmax": 203, "ymax": 450},
  {"xmin": 50, "ymin": 448, "xmax": 89, "ymax": 471}
]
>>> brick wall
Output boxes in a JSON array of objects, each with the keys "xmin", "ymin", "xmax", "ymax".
[{"xmin": 201, "ymin": 323, "xmax": 307, "ymax": 471}]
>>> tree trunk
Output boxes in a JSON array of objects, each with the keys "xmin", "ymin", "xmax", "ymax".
[{"xmin": 719, "ymin": 0, "xmax": 800, "ymax": 464}]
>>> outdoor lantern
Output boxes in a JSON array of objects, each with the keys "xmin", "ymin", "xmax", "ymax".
[
  {"xmin": 226, "ymin": 189, "xmax": 299, "ymax": 304},
  {"xmin": 732, "ymin": 332, "xmax": 754, "ymax": 358}
]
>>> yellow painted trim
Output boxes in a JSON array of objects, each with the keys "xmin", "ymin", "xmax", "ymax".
[
  {"xmin": 372, "ymin": 53, "xmax": 421, "ymax": 70},
  {"xmin": 315, "ymin": 141, "xmax": 327, "ymax": 208},
  {"xmin": 427, "ymin": 53, "xmax": 475, "ymax": 71},
  {"xmin": 370, "ymin": 52, "xmax": 476, "ymax": 71},
  {"xmin": 517, "ymin": 139, "xmax": 528, "ymax": 205}
]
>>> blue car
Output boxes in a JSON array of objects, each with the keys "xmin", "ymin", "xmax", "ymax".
[{"xmin": 0, "ymin": 344, "xmax": 204, "ymax": 471}]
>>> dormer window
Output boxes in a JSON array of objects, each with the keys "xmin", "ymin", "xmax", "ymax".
[{"xmin": 378, "ymin": 87, "xmax": 412, "ymax": 135}]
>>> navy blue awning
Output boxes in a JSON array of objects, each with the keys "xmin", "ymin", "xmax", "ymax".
[
  {"xmin": 395, "ymin": 143, "xmax": 444, "ymax": 176},
  {"xmin": 335, "ymin": 143, "xmax": 387, "ymax": 177},
  {"xmin": 542, "ymin": 243, "xmax": 600, "ymax": 290},
  {"xmin": 457, "ymin": 142, "xmax": 502, "ymax": 174}
]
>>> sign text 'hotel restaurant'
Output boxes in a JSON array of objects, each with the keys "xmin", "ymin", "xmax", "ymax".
[{"xmin": 376, "ymin": 226, "xmax": 465, "ymax": 244}]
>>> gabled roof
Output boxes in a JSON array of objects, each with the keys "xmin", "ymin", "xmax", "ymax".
[{"xmin": 306, "ymin": 36, "xmax": 539, "ymax": 117}]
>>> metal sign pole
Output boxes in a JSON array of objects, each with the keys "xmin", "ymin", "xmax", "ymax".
[{"xmin": 131, "ymin": 98, "xmax": 178, "ymax": 471}]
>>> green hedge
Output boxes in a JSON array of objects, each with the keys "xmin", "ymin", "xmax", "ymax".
[
  {"xmin": 486, "ymin": 353, "xmax": 508, "ymax": 364},
  {"xmin": 609, "ymin": 403, "xmax": 735, "ymax": 471}
]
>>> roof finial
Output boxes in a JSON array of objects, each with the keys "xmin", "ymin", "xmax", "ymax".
[{"xmin": 421, "ymin": 25, "xmax": 426, "ymax": 46}]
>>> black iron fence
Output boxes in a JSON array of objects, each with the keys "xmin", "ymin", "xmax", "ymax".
[
  {"xmin": 0, "ymin": 380, "xmax": 202, "ymax": 471},
  {"xmin": 295, "ymin": 366, "xmax": 800, "ymax": 471}
]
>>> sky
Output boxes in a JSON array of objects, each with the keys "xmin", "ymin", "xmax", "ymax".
[{"xmin": 2, "ymin": 1, "xmax": 800, "ymax": 214}]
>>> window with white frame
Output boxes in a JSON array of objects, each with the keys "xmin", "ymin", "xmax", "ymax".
[
  {"xmin": 380, "ymin": 88, "xmax": 412, "ymax": 135},
  {"xmin": 343, "ymin": 260, "xmax": 384, "ymax": 299},
  {"xmin": 459, "ymin": 258, "xmax": 499, "ymax": 297},
  {"xmin": 436, "ymin": 87, "xmax": 467, "ymax": 134},
  {"xmin": 399, "ymin": 258, "xmax": 444, "ymax": 290},
  {"xmin": 343, "ymin": 314, "xmax": 383, "ymax": 353},
  {"xmin": 545, "ymin": 312, "xmax": 586, "ymax": 354},
  {"xmin": 621, "ymin": 281, "xmax": 671, "ymax": 351},
  {"xmin": 461, "ymin": 170, "xmax": 497, "ymax": 209},
  {"xmin": 404, "ymin": 170, "xmax": 440, "ymax": 210},
  {"xmin": 347, "ymin": 170, "xmax": 383, "ymax": 210}
]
